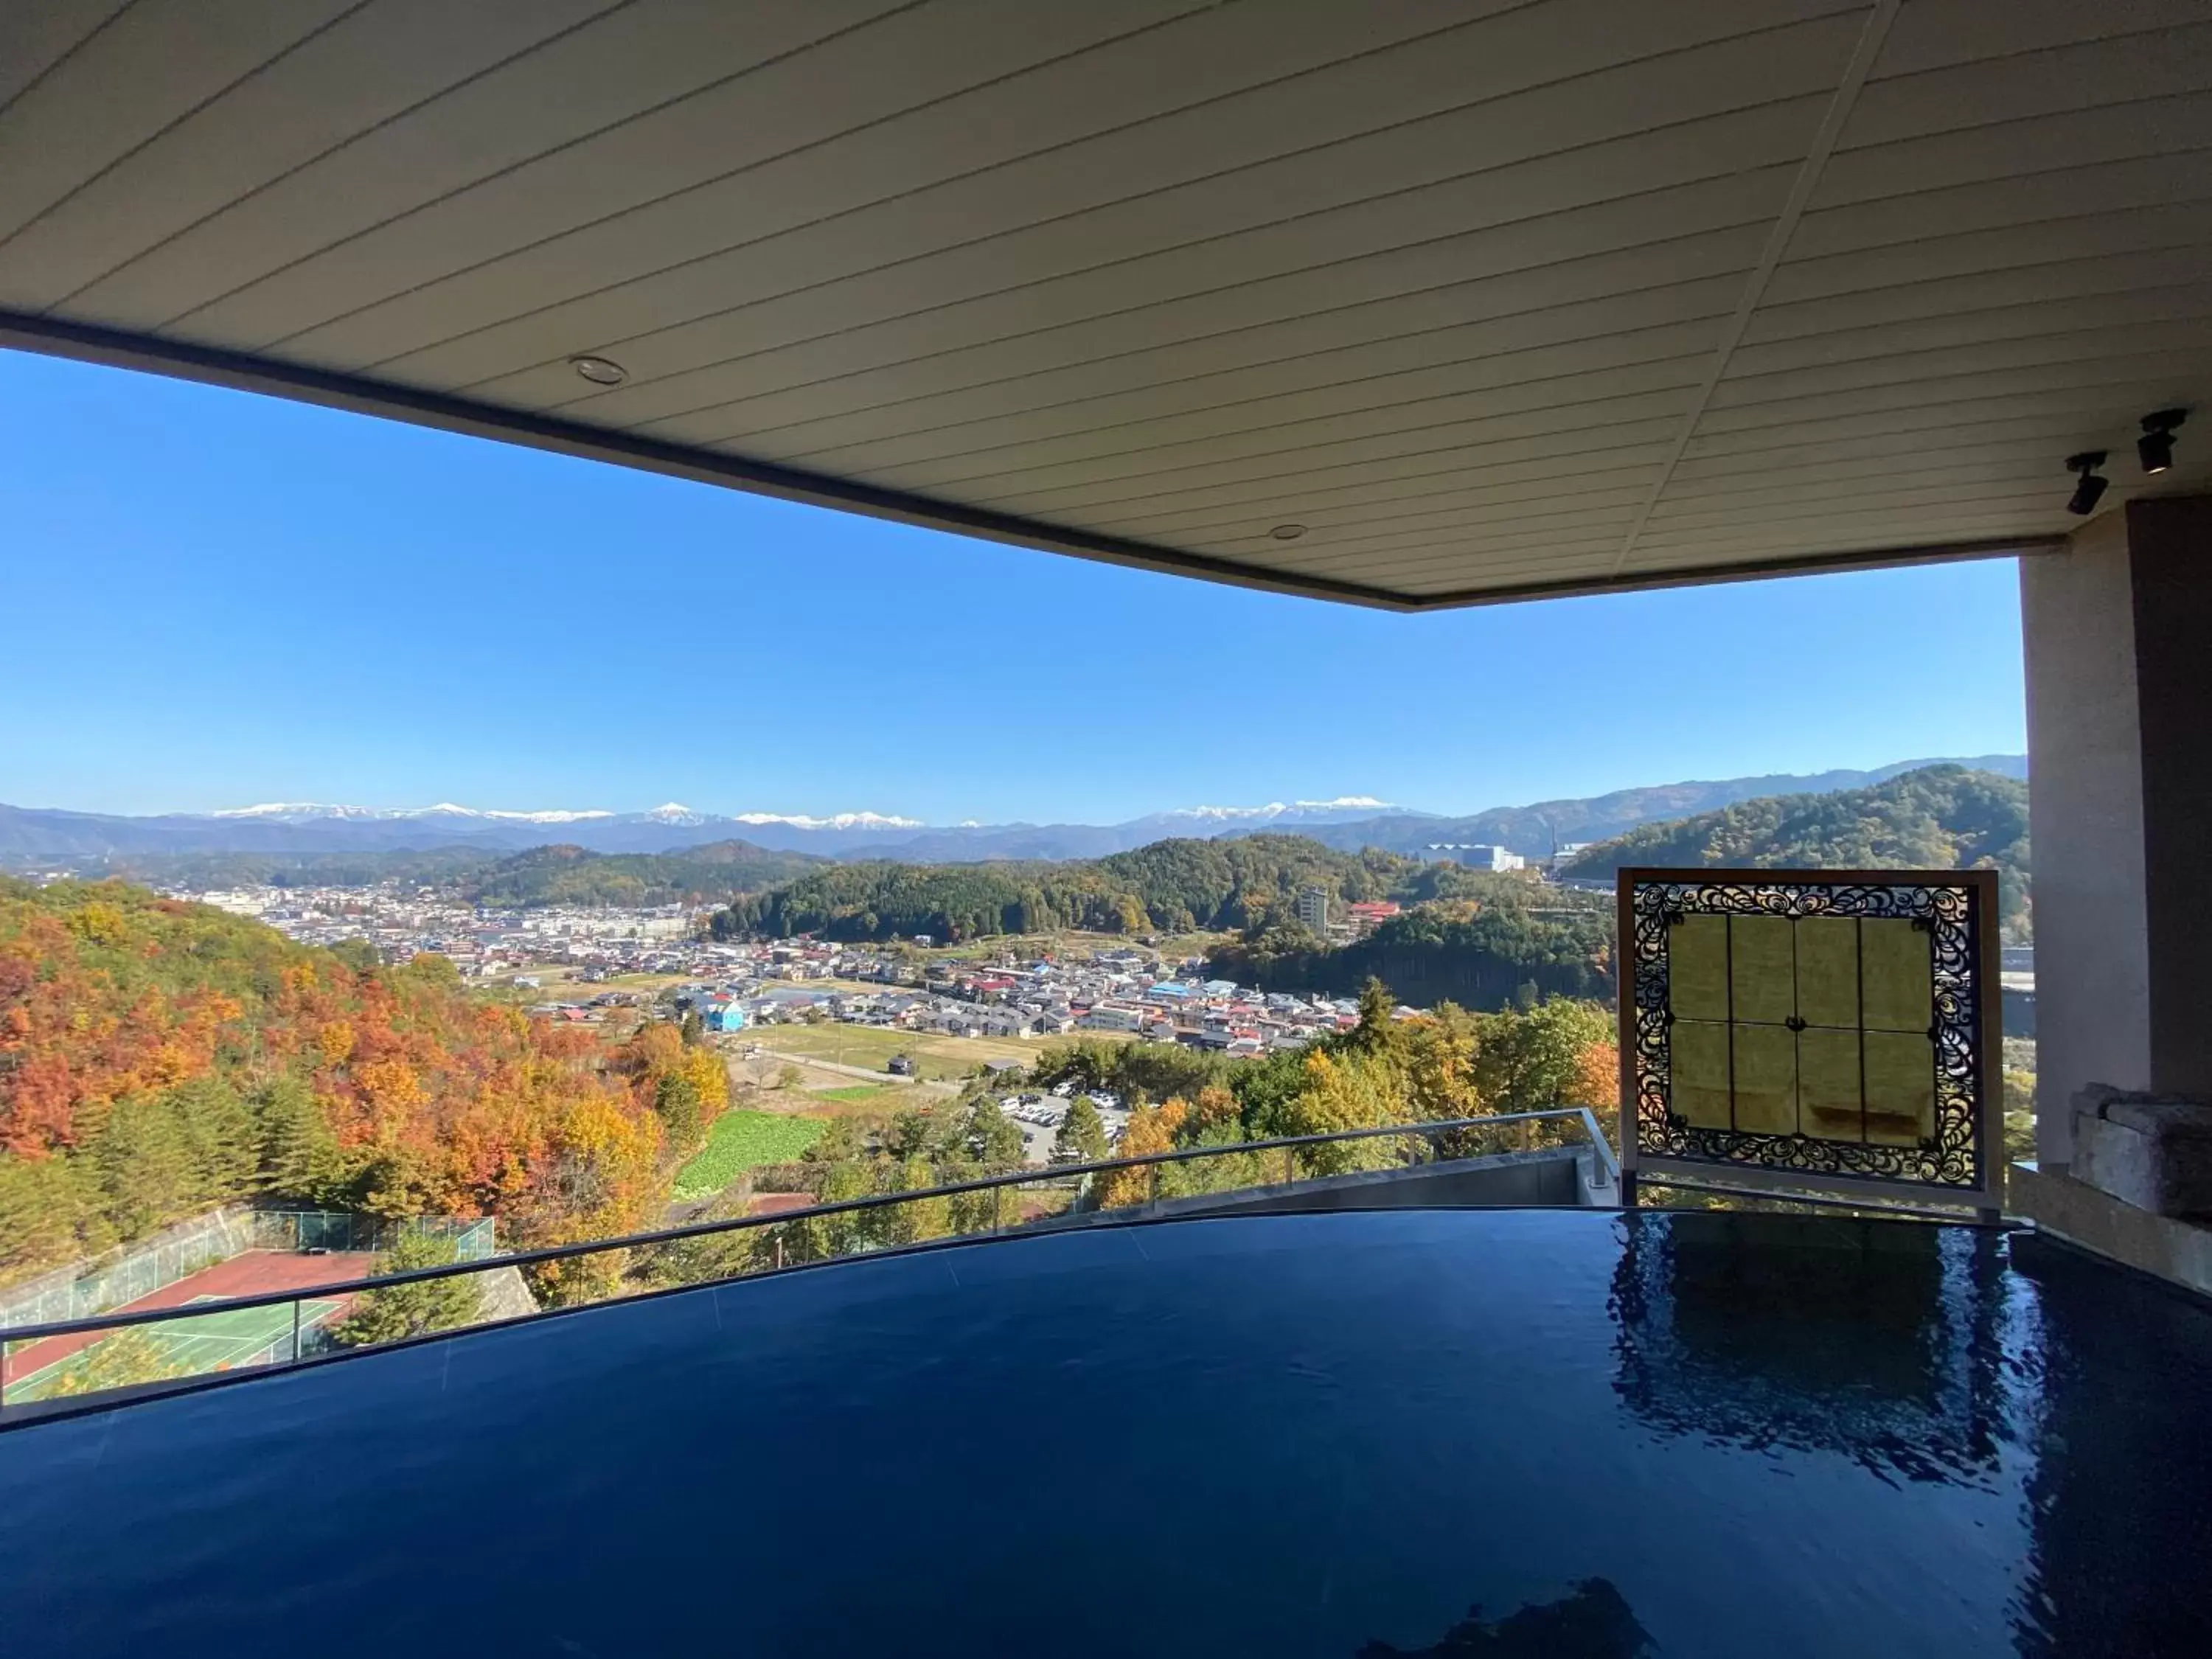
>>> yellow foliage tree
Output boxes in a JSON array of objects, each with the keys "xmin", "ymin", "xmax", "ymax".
[
  {"xmin": 1282, "ymin": 1049, "xmax": 1407, "ymax": 1175},
  {"xmin": 1403, "ymin": 1003, "xmax": 1483, "ymax": 1125},
  {"xmin": 1097, "ymin": 1095, "xmax": 1188, "ymax": 1208}
]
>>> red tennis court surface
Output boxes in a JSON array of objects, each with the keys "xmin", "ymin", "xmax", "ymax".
[
  {"xmin": 745, "ymin": 1193, "xmax": 816, "ymax": 1217},
  {"xmin": 3, "ymin": 1250, "xmax": 379, "ymax": 1381}
]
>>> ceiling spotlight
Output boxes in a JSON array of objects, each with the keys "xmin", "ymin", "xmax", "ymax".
[
  {"xmin": 2065, "ymin": 451, "xmax": 2109, "ymax": 517},
  {"xmin": 2138, "ymin": 408, "xmax": 2187, "ymax": 476},
  {"xmin": 569, "ymin": 355, "xmax": 628, "ymax": 386},
  {"xmin": 1269, "ymin": 524, "xmax": 1308, "ymax": 541}
]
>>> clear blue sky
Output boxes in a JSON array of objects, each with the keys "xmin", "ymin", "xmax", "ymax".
[{"xmin": 0, "ymin": 348, "xmax": 2027, "ymax": 825}]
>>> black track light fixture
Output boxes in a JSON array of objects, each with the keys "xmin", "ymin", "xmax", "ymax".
[
  {"xmin": 2138, "ymin": 408, "xmax": 2187, "ymax": 476},
  {"xmin": 2065, "ymin": 451, "xmax": 2109, "ymax": 517}
]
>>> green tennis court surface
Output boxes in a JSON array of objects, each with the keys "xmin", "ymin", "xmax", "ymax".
[{"xmin": 4, "ymin": 1296, "xmax": 341, "ymax": 1404}]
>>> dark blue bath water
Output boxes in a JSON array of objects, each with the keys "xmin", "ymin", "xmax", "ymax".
[{"xmin": 3, "ymin": 1209, "xmax": 2208, "ymax": 1658}]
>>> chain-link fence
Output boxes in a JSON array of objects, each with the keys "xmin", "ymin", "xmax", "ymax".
[
  {"xmin": 0, "ymin": 1208, "xmax": 256, "ymax": 1332},
  {"xmin": 1, "ymin": 1211, "xmax": 497, "ymax": 1337},
  {"xmin": 250, "ymin": 1213, "xmax": 495, "ymax": 1261}
]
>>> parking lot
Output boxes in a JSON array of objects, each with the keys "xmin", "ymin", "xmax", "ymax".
[{"xmin": 1002, "ymin": 1086, "xmax": 1131, "ymax": 1166}]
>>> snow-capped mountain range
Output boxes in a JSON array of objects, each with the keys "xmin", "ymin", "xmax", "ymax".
[
  {"xmin": 215, "ymin": 801, "xmax": 622, "ymax": 824},
  {"xmin": 1153, "ymin": 797, "xmax": 1394, "ymax": 824},
  {"xmin": 213, "ymin": 801, "xmax": 928, "ymax": 832},
  {"xmin": 0, "ymin": 757, "xmax": 2025, "ymax": 865},
  {"xmin": 0, "ymin": 793, "xmax": 1422, "ymax": 860}
]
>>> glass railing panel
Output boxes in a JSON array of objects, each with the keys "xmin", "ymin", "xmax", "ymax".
[
  {"xmin": 1, "ymin": 1298, "xmax": 323, "ymax": 1408},
  {"xmin": 1, "ymin": 1112, "xmax": 1615, "ymax": 1422},
  {"xmin": 1158, "ymin": 1147, "xmax": 1276, "ymax": 1202},
  {"xmin": 1000, "ymin": 1175, "xmax": 1085, "ymax": 1231}
]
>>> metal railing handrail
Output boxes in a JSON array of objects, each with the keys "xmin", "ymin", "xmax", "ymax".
[{"xmin": 0, "ymin": 1108, "xmax": 1613, "ymax": 1347}]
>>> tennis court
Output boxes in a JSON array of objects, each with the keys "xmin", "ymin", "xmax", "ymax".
[{"xmin": 4, "ymin": 1296, "xmax": 341, "ymax": 1405}]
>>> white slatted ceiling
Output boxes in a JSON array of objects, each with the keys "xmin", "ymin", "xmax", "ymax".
[
  {"xmin": 0, "ymin": 1, "xmax": 131, "ymax": 111},
  {"xmin": 3, "ymin": 0, "xmax": 2209, "ymax": 608}
]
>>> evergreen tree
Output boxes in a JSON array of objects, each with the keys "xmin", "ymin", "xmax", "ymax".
[
  {"xmin": 167, "ymin": 1075, "xmax": 257, "ymax": 1201},
  {"xmin": 653, "ymin": 1069, "xmax": 704, "ymax": 1153},
  {"xmin": 252, "ymin": 1076, "xmax": 340, "ymax": 1198},
  {"xmin": 333, "ymin": 1234, "xmax": 481, "ymax": 1347},
  {"xmin": 1054, "ymin": 1096, "xmax": 1110, "ymax": 1164},
  {"xmin": 88, "ymin": 1096, "xmax": 196, "ymax": 1239},
  {"xmin": 1353, "ymin": 977, "xmax": 1398, "ymax": 1051},
  {"xmin": 959, "ymin": 1097, "xmax": 1024, "ymax": 1166},
  {"xmin": 0, "ymin": 1152, "xmax": 111, "ymax": 1275}
]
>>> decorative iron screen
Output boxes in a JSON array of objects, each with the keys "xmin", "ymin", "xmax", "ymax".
[{"xmin": 1617, "ymin": 869, "xmax": 2000, "ymax": 1204}]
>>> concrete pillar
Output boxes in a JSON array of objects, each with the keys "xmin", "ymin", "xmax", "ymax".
[{"xmin": 2020, "ymin": 496, "xmax": 2212, "ymax": 1160}]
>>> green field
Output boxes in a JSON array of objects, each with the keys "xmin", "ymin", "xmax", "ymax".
[
  {"xmin": 812, "ymin": 1084, "xmax": 894, "ymax": 1105},
  {"xmin": 674, "ymin": 1110, "xmax": 828, "ymax": 1199},
  {"xmin": 4, "ymin": 1295, "xmax": 340, "ymax": 1404}
]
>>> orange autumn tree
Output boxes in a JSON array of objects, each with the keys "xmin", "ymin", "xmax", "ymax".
[
  {"xmin": 611, "ymin": 1018, "xmax": 729, "ymax": 1158},
  {"xmin": 1096, "ymin": 1094, "xmax": 1189, "ymax": 1208},
  {"xmin": 0, "ymin": 878, "xmax": 676, "ymax": 1284}
]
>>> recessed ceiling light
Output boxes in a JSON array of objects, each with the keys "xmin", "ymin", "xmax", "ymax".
[
  {"xmin": 1269, "ymin": 524, "xmax": 1308, "ymax": 541},
  {"xmin": 569, "ymin": 355, "xmax": 627, "ymax": 386}
]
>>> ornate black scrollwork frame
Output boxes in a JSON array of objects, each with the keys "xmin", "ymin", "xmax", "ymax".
[{"xmin": 1619, "ymin": 869, "xmax": 1996, "ymax": 1197}]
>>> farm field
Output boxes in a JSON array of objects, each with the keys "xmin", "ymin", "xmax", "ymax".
[
  {"xmin": 493, "ymin": 964, "xmax": 687, "ymax": 1005},
  {"xmin": 742, "ymin": 1023, "xmax": 1074, "ymax": 1081},
  {"xmin": 673, "ymin": 1110, "xmax": 828, "ymax": 1200}
]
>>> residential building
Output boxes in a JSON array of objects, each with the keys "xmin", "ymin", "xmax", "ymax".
[{"xmin": 1420, "ymin": 844, "xmax": 1526, "ymax": 872}]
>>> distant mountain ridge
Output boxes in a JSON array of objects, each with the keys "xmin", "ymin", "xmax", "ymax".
[
  {"xmin": 1562, "ymin": 764, "xmax": 2032, "ymax": 935},
  {"xmin": 1245, "ymin": 754, "xmax": 2029, "ymax": 860},
  {"xmin": 0, "ymin": 757, "xmax": 2023, "ymax": 866}
]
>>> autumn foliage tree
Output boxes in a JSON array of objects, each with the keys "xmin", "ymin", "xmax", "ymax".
[{"xmin": 0, "ymin": 878, "xmax": 686, "ymax": 1285}]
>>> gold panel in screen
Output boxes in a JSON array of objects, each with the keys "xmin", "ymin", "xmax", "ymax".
[
  {"xmin": 1670, "ymin": 915, "xmax": 1730, "ymax": 1022},
  {"xmin": 1860, "ymin": 917, "xmax": 1933, "ymax": 1032},
  {"xmin": 1863, "ymin": 1029, "xmax": 1937, "ymax": 1144},
  {"xmin": 1798, "ymin": 1026, "xmax": 1864, "ymax": 1143},
  {"xmin": 1794, "ymin": 917, "xmax": 1860, "ymax": 1029},
  {"xmin": 1731, "ymin": 1023, "xmax": 1798, "ymax": 1135},
  {"xmin": 1728, "ymin": 915, "xmax": 1795, "ymax": 1025},
  {"xmin": 1671, "ymin": 1020, "xmax": 1732, "ymax": 1128}
]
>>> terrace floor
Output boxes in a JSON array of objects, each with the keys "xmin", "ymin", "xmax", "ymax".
[{"xmin": 4, "ymin": 1208, "xmax": 2208, "ymax": 1658}]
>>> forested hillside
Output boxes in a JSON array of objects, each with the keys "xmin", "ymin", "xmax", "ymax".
[
  {"xmin": 0, "ymin": 879, "xmax": 723, "ymax": 1287},
  {"xmin": 1210, "ymin": 898, "xmax": 1613, "ymax": 1009},
  {"xmin": 1562, "ymin": 766, "xmax": 2031, "ymax": 933},
  {"xmin": 14, "ymin": 839, "xmax": 827, "ymax": 910},
  {"xmin": 456, "ymin": 839, "xmax": 826, "ymax": 908},
  {"xmin": 1271, "ymin": 756, "xmax": 2027, "ymax": 858},
  {"xmin": 714, "ymin": 834, "xmax": 1422, "ymax": 942},
  {"xmin": 18, "ymin": 846, "xmax": 498, "ymax": 889}
]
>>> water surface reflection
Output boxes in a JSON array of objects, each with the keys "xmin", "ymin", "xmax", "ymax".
[{"xmin": 1610, "ymin": 1211, "xmax": 2008, "ymax": 1484}]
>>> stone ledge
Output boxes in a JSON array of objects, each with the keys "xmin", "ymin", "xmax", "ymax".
[{"xmin": 2010, "ymin": 1160, "xmax": 2212, "ymax": 1298}]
